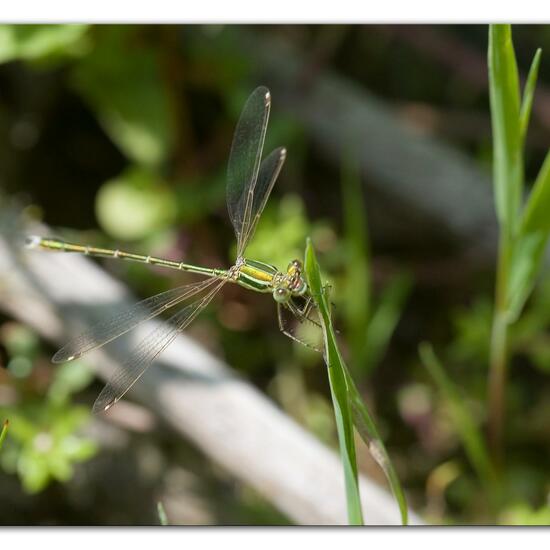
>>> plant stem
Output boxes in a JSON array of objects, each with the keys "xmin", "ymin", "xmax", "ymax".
[{"xmin": 488, "ymin": 236, "xmax": 511, "ymax": 468}]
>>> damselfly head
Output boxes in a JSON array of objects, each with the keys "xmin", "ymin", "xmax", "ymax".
[
  {"xmin": 285, "ymin": 259, "xmax": 307, "ymax": 296},
  {"xmin": 287, "ymin": 259, "xmax": 302, "ymax": 274}
]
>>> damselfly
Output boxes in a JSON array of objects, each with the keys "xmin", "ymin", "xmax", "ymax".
[{"xmin": 26, "ymin": 86, "xmax": 322, "ymax": 413}]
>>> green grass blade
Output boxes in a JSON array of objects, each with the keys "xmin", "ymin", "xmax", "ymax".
[
  {"xmin": 362, "ymin": 273, "xmax": 412, "ymax": 376},
  {"xmin": 521, "ymin": 148, "xmax": 550, "ymax": 234},
  {"xmin": 157, "ymin": 501, "xmax": 168, "ymax": 526},
  {"xmin": 506, "ymin": 148, "xmax": 550, "ymax": 321},
  {"xmin": 520, "ymin": 48, "xmax": 542, "ymax": 145},
  {"xmin": 305, "ymin": 239, "xmax": 408, "ymax": 525},
  {"xmin": 419, "ymin": 343, "xmax": 498, "ymax": 492},
  {"xmin": 488, "ymin": 24, "xmax": 523, "ymax": 235},
  {"xmin": 305, "ymin": 238, "xmax": 363, "ymax": 525},
  {"xmin": 342, "ymin": 368, "xmax": 409, "ymax": 525},
  {"xmin": 0, "ymin": 419, "xmax": 8, "ymax": 451},
  {"xmin": 506, "ymin": 232, "xmax": 547, "ymax": 323},
  {"xmin": 341, "ymin": 151, "xmax": 371, "ymax": 368}
]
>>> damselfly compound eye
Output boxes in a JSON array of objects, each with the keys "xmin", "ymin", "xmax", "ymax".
[{"xmin": 273, "ymin": 287, "xmax": 290, "ymax": 303}]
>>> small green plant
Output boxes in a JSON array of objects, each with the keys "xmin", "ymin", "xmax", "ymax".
[
  {"xmin": 0, "ymin": 323, "xmax": 97, "ymax": 493},
  {"xmin": 421, "ymin": 24, "xmax": 550, "ymax": 522},
  {"xmin": 157, "ymin": 501, "xmax": 169, "ymax": 526},
  {"xmin": 487, "ymin": 24, "xmax": 550, "ymax": 463},
  {"xmin": 419, "ymin": 343, "xmax": 499, "ymax": 511},
  {"xmin": 305, "ymin": 239, "xmax": 407, "ymax": 525}
]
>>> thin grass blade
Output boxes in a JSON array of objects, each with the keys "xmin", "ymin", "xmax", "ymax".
[
  {"xmin": 305, "ymin": 239, "xmax": 408, "ymax": 525},
  {"xmin": 488, "ymin": 24, "xmax": 523, "ymax": 235},
  {"xmin": 341, "ymin": 151, "xmax": 371, "ymax": 368},
  {"xmin": 519, "ymin": 48, "xmax": 542, "ymax": 146},
  {"xmin": 342, "ymin": 367, "xmax": 409, "ymax": 525},
  {"xmin": 506, "ymin": 148, "xmax": 550, "ymax": 321},
  {"xmin": 521, "ymin": 148, "xmax": 550, "ymax": 234},
  {"xmin": 0, "ymin": 419, "xmax": 8, "ymax": 451},
  {"xmin": 304, "ymin": 238, "xmax": 363, "ymax": 525},
  {"xmin": 362, "ymin": 273, "xmax": 412, "ymax": 376},
  {"xmin": 419, "ymin": 343, "xmax": 498, "ymax": 494},
  {"xmin": 157, "ymin": 501, "xmax": 169, "ymax": 525}
]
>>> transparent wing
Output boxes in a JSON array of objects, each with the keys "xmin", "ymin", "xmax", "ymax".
[
  {"xmin": 93, "ymin": 277, "xmax": 227, "ymax": 413},
  {"xmin": 226, "ymin": 86, "xmax": 271, "ymax": 258},
  {"xmin": 239, "ymin": 146, "xmax": 286, "ymax": 253},
  {"xmin": 53, "ymin": 278, "xmax": 220, "ymax": 363}
]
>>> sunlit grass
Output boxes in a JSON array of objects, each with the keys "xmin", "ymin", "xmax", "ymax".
[
  {"xmin": 305, "ymin": 239, "xmax": 407, "ymax": 525},
  {"xmin": 0, "ymin": 419, "xmax": 9, "ymax": 451}
]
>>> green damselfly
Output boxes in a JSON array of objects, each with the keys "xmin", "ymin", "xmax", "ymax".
[{"xmin": 26, "ymin": 86, "xmax": 322, "ymax": 413}]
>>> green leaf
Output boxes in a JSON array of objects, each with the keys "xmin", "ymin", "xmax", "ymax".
[
  {"xmin": 18, "ymin": 451, "xmax": 50, "ymax": 493},
  {"xmin": 521, "ymin": 148, "xmax": 550, "ymax": 234},
  {"xmin": 343, "ymin": 369, "xmax": 409, "ymax": 525},
  {"xmin": 362, "ymin": 273, "xmax": 412, "ymax": 375},
  {"xmin": 305, "ymin": 238, "xmax": 363, "ymax": 525},
  {"xmin": 506, "ymin": 231, "xmax": 547, "ymax": 323},
  {"xmin": 59, "ymin": 436, "xmax": 97, "ymax": 462},
  {"xmin": 341, "ymin": 150, "xmax": 371, "ymax": 362},
  {"xmin": 0, "ymin": 24, "xmax": 89, "ymax": 65},
  {"xmin": 488, "ymin": 24, "xmax": 523, "ymax": 234},
  {"xmin": 305, "ymin": 239, "xmax": 409, "ymax": 525},
  {"xmin": 419, "ymin": 343, "xmax": 498, "ymax": 493},
  {"xmin": 96, "ymin": 167, "xmax": 177, "ymax": 240},
  {"xmin": 505, "ymin": 148, "xmax": 550, "ymax": 321},
  {"xmin": 71, "ymin": 26, "xmax": 174, "ymax": 166},
  {"xmin": 157, "ymin": 501, "xmax": 169, "ymax": 526},
  {"xmin": 520, "ymin": 48, "xmax": 542, "ymax": 146},
  {"xmin": 48, "ymin": 361, "xmax": 94, "ymax": 405},
  {"xmin": 0, "ymin": 419, "xmax": 8, "ymax": 451}
]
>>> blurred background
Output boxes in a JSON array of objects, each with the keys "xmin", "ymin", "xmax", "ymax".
[{"xmin": 0, "ymin": 24, "xmax": 549, "ymax": 525}]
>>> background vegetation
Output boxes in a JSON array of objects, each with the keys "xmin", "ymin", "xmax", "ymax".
[{"xmin": 1, "ymin": 24, "xmax": 550, "ymax": 525}]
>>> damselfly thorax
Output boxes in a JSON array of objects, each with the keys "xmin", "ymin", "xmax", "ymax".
[{"xmin": 236, "ymin": 258, "xmax": 308, "ymax": 298}]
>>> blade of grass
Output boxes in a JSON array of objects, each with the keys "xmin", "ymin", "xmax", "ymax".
[
  {"xmin": 520, "ymin": 48, "xmax": 542, "ymax": 146},
  {"xmin": 506, "ymin": 231, "xmax": 547, "ymax": 323},
  {"xmin": 487, "ymin": 24, "xmax": 524, "ymax": 463},
  {"xmin": 305, "ymin": 238, "xmax": 408, "ymax": 525},
  {"xmin": 362, "ymin": 273, "xmax": 412, "ymax": 376},
  {"xmin": 0, "ymin": 419, "xmax": 9, "ymax": 451},
  {"xmin": 341, "ymin": 150, "xmax": 371, "ymax": 370},
  {"xmin": 419, "ymin": 343, "xmax": 499, "ymax": 499},
  {"xmin": 305, "ymin": 238, "xmax": 363, "ymax": 525},
  {"xmin": 488, "ymin": 24, "xmax": 522, "ymax": 234},
  {"xmin": 157, "ymin": 501, "xmax": 168, "ymax": 525},
  {"xmin": 342, "ymin": 368, "xmax": 408, "ymax": 525},
  {"xmin": 521, "ymin": 148, "xmax": 550, "ymax": 235},
  {"xmin": 506, "ymin": 147, "xmax": 550, "ymax": 320}
]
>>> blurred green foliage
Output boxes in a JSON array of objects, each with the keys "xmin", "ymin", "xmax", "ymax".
[
  {"xmin": 96, "ymin": 167, "xmax": 177, "ymax": 240},
  {"xmin": 0, "ymin": 23, "xmax": 549, "ymax": 525},
  {"xmin": 0, "ymin": 24, "xmax": 89, "ymax": 64},
  {"xmin": 0, "ymin": 323, "xmax": 96, "ymax": 493},
  {"xmin": 71, "ymin": 26, "xmax": 174, "ymax": 166}
]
